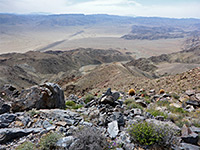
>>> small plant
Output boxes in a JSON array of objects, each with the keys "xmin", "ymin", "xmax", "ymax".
[
  {"xmin": 72, "ymin": 104, "xmax": 83, "ymax": 109},
  {"xmin": 84, "ymin": 94, "xmax": 94, "ymax": 104},
  {"xmin": 128, "ymin": 122, "xmax": 176, "ymax": 148},
  {"xmin": 128, "ymin": 89, "xmax": 135, "ymax": 96},
  {"xmin": 39, "ymin": 132, "xmax": 62, "ymax": 150},
  {"xmin": 65, "ymin": 100, "xmax": 76, "ymax": 107},
  {"xmin": 125, "ymin": 99, "xmax": 143, "ymax": 110},
  {"xmin": 69, "ymin": 127, "xmax": 109, "ymax": 150},
  {"xmin": 28, "ymin": 109, "xmax": 40, "ymax": 117},
  {"xmin": 168, "ymin": 106, "xmax": 187, "ymax": 114},
  {"xmin": 156, "ymin": 100, "xmax": 170, "ymax": 107},
  {"xmin": 146, "ymin": 109, "xmax": 168, "ymax": 119},
  {"xmin": 15, "ymin": 141, "xmax": 35, "ymax": 150},
  {"xmin": 159, "ymin": 89, "xmax": 165, "ymax": 94}
]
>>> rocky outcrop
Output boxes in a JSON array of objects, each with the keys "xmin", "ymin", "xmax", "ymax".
[{"xmin": 11, "ymin": 83, "xmax": 65, "ymax": 112}]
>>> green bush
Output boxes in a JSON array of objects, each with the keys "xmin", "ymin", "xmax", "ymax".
[
  {"xmin": 146, "ymin": 109, "xmax": 168, "ymax": 119},
  {"xmin": 128, "ymin": 122, "xmax": 176, "ymax": 148},
  {"xmin": 65, "ymin": 100, "xmax": 76, "ymax": 107},
  {"xmin": 15, "ymin": 141, "xmax": 35, "ymax": 150},
  {"xmin": 168, "ymin": 106, "xmax": 187, "ymax": 114},
  {"xmin": 72, "ymin": 104, "xmax": 83, "ymax": 109},
  {"xmin": 39, "ymin": 132, "xmax": 62, "ymax": 150},
  {"xmin": 84, "ymin": 94, "xmax": 94, "ymax": 104}
]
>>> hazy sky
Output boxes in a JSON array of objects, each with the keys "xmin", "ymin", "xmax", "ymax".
[{"xmin": 0, "ymin": 0, "xmax": 200, "ymax": 18}]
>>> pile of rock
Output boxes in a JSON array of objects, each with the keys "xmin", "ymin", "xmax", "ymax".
[{"xmin": 0, "ymin": 84, "xmax": 200, "ymax": 150}]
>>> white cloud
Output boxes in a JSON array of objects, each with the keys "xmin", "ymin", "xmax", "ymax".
[{"xmin": 0, "ymin": 0, "xmax": 200, "ymax": 18}]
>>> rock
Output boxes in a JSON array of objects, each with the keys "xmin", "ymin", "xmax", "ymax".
[
  {"xmin": 104, "ymin": 88, "xmax": 112, "ymax": 96},
  {"xmin": 107, "ymin": 121, "xmax": 119, "ymax": 138},
  {"xmin": 195, "ymin": 93, "xmax": 200, "ymax": 101},
  {"xmin": 135, "ymin": 100, "xmax": 147, "ymax": 107},
  {"xmin": 55, "ymin": 121, "xmax": 68, "ymax": 127},
  {"xmin": 112, "ymin": 92, "xmax": 120, "ymax": 101},
  {"xmin": 191, "ymin": 126, "xmax": 200, "ymax": 133},
  {"xmin": 185, "ymin": 90, "xmax": 195, "ymax": 96},
  {"xmin": 180, "ymin": 143, "xmax": 200, "ymax": 150},
  {"xmin": 181, "ymin": 124, "xmax": 199, "ymax": 145},
  {"xmin": 101, "ymin": 96, "xmax": 114, "ymax": 105},
  {"xmin": 130, "ymin": 108, "xmax": 143, "ymax": 116},
  {"xmin": 42, "ymin": 120, "xmax": 53, "ymax": 129},
  {"xmin": 0, "ymin": 113, "xmax": 16, "ymax": 128},
  {"xmin": 155, "ymin": 116, "xmax": 165, "ymax": 121},
  {"xmin": 56, "ymin": 136, "xmax": 74, "ymax": 149},
  {"xmin": 123, "ymin": 143, "xmax": 135, "ymax": 150},
  {"xmin": 0, "ymin": 128, "xmax": 42, "ymax": 144},
  {"xmin": 186, "ymin": 100, "xmax": 200, "ymax": 107},
  {"xmin": 134, "ymin": 115, "xmax": 146, "ymax": 121},
  {"xmin": 146, "ymin": 119, "xmax": 180, "ymax": 132},
  {"xmin": 170, "ymin": 103, "xmax": 182, "ymax": 108},
  {"xmin": 185, "ymin": 105, "xmax": 195, "ymax": 112},
  {"xmin": 11, "ymin": 83, "xmax": 65, "ymax": 112},
  {"xmin": 112, "ymin": 112, "xmax": 125, "ymax": 127},
  {"xmin": 0, "ymin": 102, "xmax": 11, "ymax": 115}
]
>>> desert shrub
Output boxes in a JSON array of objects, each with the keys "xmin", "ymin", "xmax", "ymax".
[
  {"xmin": 168, "ymin": 106, "xmax": 187, "ymax": 114},
  {"xmin": 15, "ymin": 141, "xmax": 35, "ymax": 150},
  {"xmin": 70, "ymin": 126, "xmax": 109, "ymax": 150},
  {"xmin": 128, "ymin": 122, "xmax": 176, "ymax": 148},
  {"xmin": 65, "ymin": 100, "xmax": 76, "ymax": 107},
  {"xmin": 39, "ymin": 132, "xmax": 62, "ymax": 150},
  {"xmin": 159, "ymin": 89, "xmax": 165, "ymax": 94},
  {"xmin": 156, "ymin": 100, "xmax": 170, "ymax": 107},
  {"xmin": 72, "ymin": 104, "xmax": 83, "ymax": 109},
  {"xmin": 28, "ymin": 109, "xmax": 40, "ymax": 117},
  {"xmin": 84, "ymin": 94, "xmax": 94, "ymax": 104},
  {"xmin": 125, "ymin": 99, "xmax": 143, "ymax": 110},
  {"xmin": 146, "ymin": 109, "xmax": 168, "ymax": 119},
  {"xmin": 128, "ymin": 89, "xmax": 135, "ymax": 96}
]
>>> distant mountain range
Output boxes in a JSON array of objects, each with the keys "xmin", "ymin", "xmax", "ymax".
[{"xmin": 1, "ymin": 13, "xmax": 200, "ymax": 27}]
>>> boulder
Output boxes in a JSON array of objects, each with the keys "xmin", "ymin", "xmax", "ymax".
[
  {"xmin": 112, "ymin": 112, "xmax": 125, "ymax": 127},
  {"xmin": 181, "ymin": 124, "xmax": 199, "ymax": 145},
  {"xmin": 56, "ymin": 136, "xmax": 75, "ymax": 149},
  {"xmin": 0, "ymin": 128, "xmax": 42, "ymax": 144},
  {"xmin": 0, "ymin": 113, "xmax": 16, "ymax": 128},
  {"xmin": 11, "ymin": 83, "xmax": 65, "ymax": 112},
  {"xmin": 107, "ymin": 121, "xmax": 119, "ymax": 138},
  {"xmin": 180, "ymin": 143, "xmax": 200, "ymax": 150}
]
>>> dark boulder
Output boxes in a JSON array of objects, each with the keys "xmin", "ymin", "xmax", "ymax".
[{"xmin": 11, "ymin": 83, "xmax": 65, "ymax": 112}]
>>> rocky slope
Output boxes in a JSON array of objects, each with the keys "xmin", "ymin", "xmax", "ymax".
[
  {"xmin": 0, "ymin": 82, "xmax": 200, "ymax": 150},
  {"xmin": 0, "ymin": 48, "xmax": 132, "ymax": 89}
]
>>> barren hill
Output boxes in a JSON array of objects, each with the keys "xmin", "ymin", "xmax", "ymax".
[{"xmin": 0, "ymin": 48, "xmax": 132, "ymax": 88}]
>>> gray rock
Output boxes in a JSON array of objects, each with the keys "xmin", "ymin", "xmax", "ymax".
[
  {"xmin": 56, "ymin": 136, "xmax": 74, "ymax": 149},
  {"xmin": 112, "ymin": 112, "xmax": 125, "ymax": 127},
  {"xmin": 11, "ymin": 83, "xmax": 65, "ymax": 112},
  {"xmin": 0, "ymin": 128, "xmax": 41, "ymax": 144},
  {"xmin": 195, "ymin": 93, "xmax": 200, "ymax": 101},
  {"xmin": 191, "ymin": 126, "xmax": 200, "ymax": 133},
  {"xmin": 130, "ymin": 108, "xmax": 143, "ymax": 116},
  {"xmin": 155, "ymin": 116, "xmax": 165, "ymax": 121},
  {"xmin": 186, "ymin": 100, "xmax": 200, "ymax": 107},
  {"xmin": 181, "ymin": 124, "xmax": 199, "ymax": 145},
  {"xmin": 42, "ymin": 120, "xmax": 53, "ymax": 129},
  {"xmin": 135, "ymin": 100, "xmax": 147, "ymax": 107},
  {"xmin": 0, "ymin": 103, "xmax": 11, "ymax": 115},
  {"xmin": 146, "ymin": 119, "xmax": 181, "ymax": 132},
  {"xmin": 0, "ymin": 113, "xmax": 16, "ymax": 128},
  {"xmin": 107, "ymin": 121, "xmax": 119, "ymax": 138},
  {"xmin": 185, "ymin": 90, "xmax": 195, "ymax": 96},
  {"xmin": 123, "ymin": 143, "xmax": 135, "ymax": 150},
  {"xmin": 101, "ymin": 96, "xmax": 114, "ymax": 105},
  {"xmin": 179, "ymin": 143, "xmax": 200, "ymax": 150},
  {"xmin": 134, "ymin": 115, "xmax": 146, "ymax": 121},
  {"xmin": 112, "ymin": 92, "xmax": 120, "ymax": 101}
]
